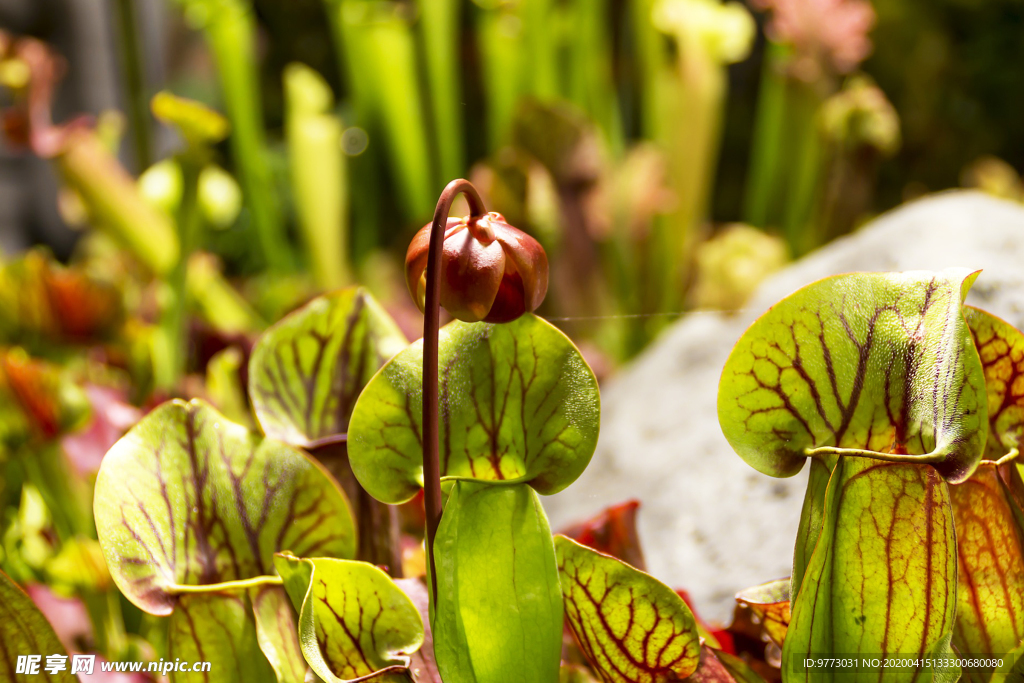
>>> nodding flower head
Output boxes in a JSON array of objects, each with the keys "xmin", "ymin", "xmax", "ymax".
[{"xmin": 405, "ymin": 212, "xmax": 549, "ymax": 324}]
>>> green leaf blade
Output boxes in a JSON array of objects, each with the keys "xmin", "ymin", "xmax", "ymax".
[
  {"xmin": 252, "ymin": 585, "xmax": 309, "ymax": 683},
  {"xmin": 434, "ymin": 482, "xmax": 563, "ymax": 683},
  {"xmin": 349, "ymin": 314, "xmax": 600, "ymax": 504},
  {"xmin": 94, "ymin": 399, "xmax": 356, "ymax": 615},
  {"xmin": 718, "ymin": 269, "xmax": 987, "ymax": 483},
  {"xmin": 272, "ymin": 554, "xmax": 424, "ymax": 683},
  {"xmin": 0, "ymin": 569, "xmax": 76, "ymax": 683},
  {"xmin": 167, "ymin": 592, "xmax": 275, "ymax": 683},
  {"xmin": 555, "ymin": 535, "xmax": 702, "ymax": 683},
  {"xmin": 952, "ymin": 307, "xmax": 1024, "ymax": 669},
  {"xmin": 249, "ymin": 287, "xmax": 407, "ymax": 447}
]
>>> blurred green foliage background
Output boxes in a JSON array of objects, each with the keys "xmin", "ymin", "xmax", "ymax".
[{"xmin": 2, "ymin": 0, "xmax": 1023, "ymax": 366}]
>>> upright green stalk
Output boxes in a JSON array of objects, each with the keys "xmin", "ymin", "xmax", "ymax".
[
  {"xmin": 81, "ymin": 589, "xmax": 129, "ymax": 661},
  {"xmin": 476, "ymin": 3, "xmax": 527, "ymax": 151},
  {"xmin": 284, "ymin": 63, "xmax": 349, "ymax": 290},
  {"xmin": 151, "ymin": 92, "xmax": 229, "ymax": 390},
  {"xmin": 364, "ymin": 8, "xmax": 434, "ymax": 219},
  {"xmin": 418, "ymin": 0, "xmax": 464, "ymax": 181},
  {"xmin": 112, "ymin": 0, "xmax": 152, "ymax": 171},
  {"xmin": 631, "ymin": 0, "xmax": 666, "ymax": 141},
  {"xmin": 17, "ymin": 446, "xmax": 91, "ymax": 540},
  {"xmin": 652, "ymin": 0, "xmax": 754, "ymax": 312},
  {"xmin": 182, "ymin": 0, "xmax": 289, "ymax": 271},
  {"xmin": 322, "ymin": 0, "xmax": 377, "ymax": 132},
  {"xmin": 565, "ymin": 0, "xmax": 622, "ymax": 155},
  {"xmin": 322, "ymin": 1, "xmax": 434, "ymax": 222},
  {"xmin": 56, "ymin": 129, "xmax": 178, "ymax": 275},
  {"xmin": 321, "ymin": 0, "xmax": 384, "ymax": 262},
  {"xmin": 156, "ymin": 157, "xmax": 201, "ymax": 389},
  {"xmin": 743, "ymin": 41, "xmax": 829, "ymax": 255},
  {"xmin": 744, "ymin": 41, "xmax": 790, "ymax": 228},
  {"xmin": 521, "ymin": 0, "xmax": 559, "ymax": 99},
  {"xmin": 782, "ymin": 85, "xmax": 825, "ymax": 254}
]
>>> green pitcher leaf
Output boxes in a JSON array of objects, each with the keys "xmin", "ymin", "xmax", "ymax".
[
  {"xmin": 735, "ymin": 579, "xmax": 790, "ymax": 648},
  {"xmin": 555, "ymin": 534, "xmax": 702, "ymax": 683},
  {"xmin": 167, "ymin": 592, "xmax": 275, "ymax": 683},
  {"xmin": 349, "ymin": 314, "xmax": 600, "ymax": 504},
  {"xmin": 792, "ymin": 458, "xmax": 829, "ymax": 599},
  {"xmin": 249, "ymin": 287, "xmax": 407, "ymax": 447},
  {"xmin": 0, "ymin": 568, "xmax": 76, "ymax": 683},
  {"xmin": 718, "ymin": 269, "xmax": 987, "ymax": 484},
  {"xmin": 273, "ymin": 553, "xmax": 424, "ymax": 683},
  {"xmin": 431, "ymin": 481, "xmax": 561, "ymax": 683},
  {"xmin": 252, "ymin": 585, "xmax": 308, "ymax": 683},
  {"xmin": 966, "ymin": 306, "xmax": 1024, "ymax": 459},
  {"xmin": 951, "ymin": 307, "xmax": 1024, "ymax": 670},
  {"xmin": 782, "ymin": 457, "xmax": 959, "ymax": 683},
  {"xmin": 94, "ymin": 399, "xmax": 356, "ymax": 615},
  {"xmin": 949, "ymin": 464, "xmax": 1024, "ymax": 675}
]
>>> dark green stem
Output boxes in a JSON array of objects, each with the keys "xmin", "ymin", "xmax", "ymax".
[
  {"xmin": 113, "ymin": 0, "xmax": 152, "ymax": 171},
  {"xmin": 422, "ymin": 179, "xmax": 487, "ymax": 601}
]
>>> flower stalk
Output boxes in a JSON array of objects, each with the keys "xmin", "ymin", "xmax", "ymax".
[{"xmin": 420, "ymin": 179, "xmax": 488, "ymax": 600}]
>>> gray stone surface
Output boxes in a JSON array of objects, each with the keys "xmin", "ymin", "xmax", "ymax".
[{"xmin": 543, "ymin": 190, "xmax": 1024, "ymax": 624}]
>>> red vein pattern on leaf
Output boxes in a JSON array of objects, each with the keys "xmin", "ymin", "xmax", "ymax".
[
  {"xmin": 731, "ymin": 277, "xmax": 982, "ymax": 475},
  {"xmin": 950, "ymin": 465, "xmax": 1024, "ymax": 657},
  {"xmin": 167, "ymin": 593, "xmax": 252, "ymax": 683},
  {"xmin": 312, "ymin": 574, "xmax": 410, "ymax": 681},
  {"xmin": 0, "ymin": 573, "xmax": 73, "ymax": 683},
  {"xmin": 252, "ymin": 290, "xmax": 394, "ymax": 445},
  {"xmin": 105, "ymin": 401, "xmax": 351, "ymax": 614},
  {"xmin": 559, "ymin": 550, "xmax": 699, "ymax": 682},
  {"xmin": 789, "ymin": 459, "xmax": 955, "ymax": 683},
  {"xmin": 967, "ymin": 307, "xmax": 1024, "ymax": 459},
  {"xmin": 317, "ymin": 576, "xmax": 373, "ymax": 679},
  {"xmin": 437, "ymin": 325, "xmax": 577, "ymax": 483}
]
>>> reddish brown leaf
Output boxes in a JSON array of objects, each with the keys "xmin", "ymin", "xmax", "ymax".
[
  {"xmin": 734, "ymin": 580, "xmax": 790, "ymax": 648},
  {"xmin": 561, "ymin": 500, "xmax": 647, "ymax": 572}
]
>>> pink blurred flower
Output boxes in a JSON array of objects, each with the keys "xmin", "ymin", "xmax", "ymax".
[
  {"xmin": 61, "ymin": 385, "xmax": 141, "ymax": 475},
  {"xmin": 25, "ymin": 583, "xmax": 93, "ymax": 653},
  {"xmin": 753, "ymin": 0, "xmax": 876, "ymax": 80}
]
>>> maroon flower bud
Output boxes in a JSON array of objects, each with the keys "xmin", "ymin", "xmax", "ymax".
[{"xmin": 405, "ymin": 212, "xmax": 548, "ymax": 323}]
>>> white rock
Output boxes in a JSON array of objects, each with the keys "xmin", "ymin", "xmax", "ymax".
[{"xmin": 543, "ymin": 190, "xmax": 1024, "ymax": 623}]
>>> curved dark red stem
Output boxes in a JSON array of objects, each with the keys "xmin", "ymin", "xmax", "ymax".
[{"xmin": 423, "ymin": 179, "xmax": 487, "ymax": 601}]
